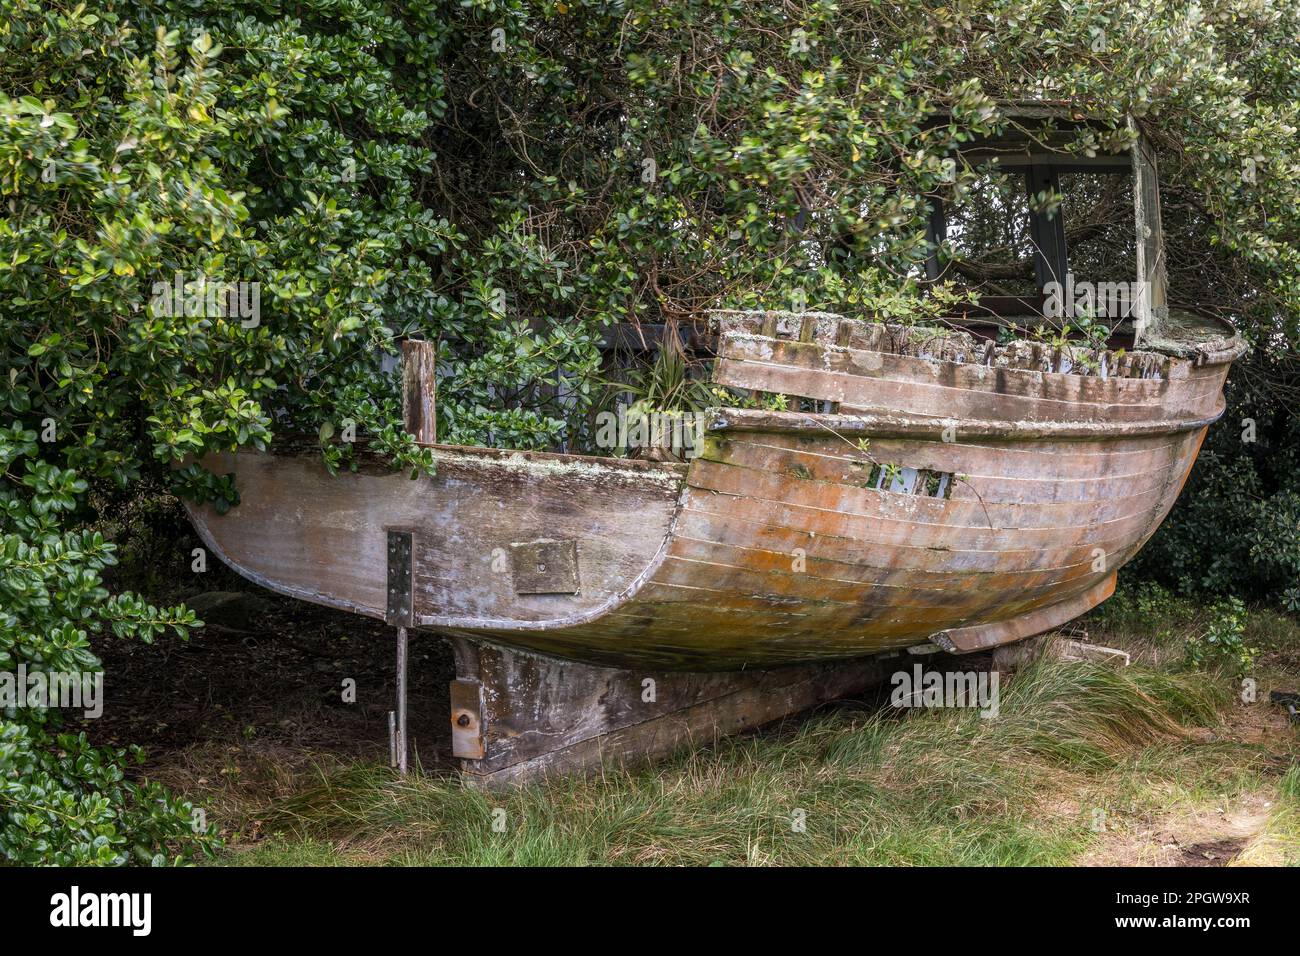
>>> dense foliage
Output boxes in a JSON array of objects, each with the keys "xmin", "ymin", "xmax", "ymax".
[
  {"xmin": 2, "ymin": 0, "xmax": 1298, "ymax": 862},
  {"xmin": 1133, "ymin": 361, "xmax": 1300, "ymax": 609}
]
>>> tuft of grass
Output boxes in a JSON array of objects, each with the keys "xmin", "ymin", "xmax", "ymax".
[{"xmin": 224, "ymin": 658, "xmax": 1244, "ymax": 867}]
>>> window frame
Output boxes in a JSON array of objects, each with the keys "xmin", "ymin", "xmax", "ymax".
[{"xmin": 925, "ymin": 152, "xmax": 1136, "ymax": 320}]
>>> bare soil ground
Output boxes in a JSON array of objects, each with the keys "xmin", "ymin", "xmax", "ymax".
[
  {"xmin": 80, "ymin": 564, "xmax": 456, "ymax": 840},
  {"xmin": 1079, "ymin": 639, "xmax": 1300, "ymax": 867},
  {"xmin": 1080, "ymin": 788, "xmax": 1275, "ymax": 866}
]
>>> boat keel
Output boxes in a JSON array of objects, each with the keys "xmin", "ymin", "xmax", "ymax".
[
  {"xmin": 442, "ymin": 634, "xmax": 898, "ymax": 787},
  {"xmin": 929, "ymin": 573, "xmax": 1118, "ymax": 653}
]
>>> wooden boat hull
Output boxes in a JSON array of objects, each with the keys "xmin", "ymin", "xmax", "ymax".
[
  {"xmin": 637, "ymin": 418, "xmax": 1208, "ymax": 665},
  {"xmin": 187, "ymin": 403, "xmax": 1217, "ymax": 671},
  {"xmin": 186, "ymin": 310, "xmax": 1241, "ymax": 670}
]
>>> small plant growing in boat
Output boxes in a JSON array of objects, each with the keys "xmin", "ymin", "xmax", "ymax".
[
  {"xmin": 611, "ymin": 333, "xmax": 715, "ymax": 415},
  {"xmin": 1069, "ymin": 313, "xmax": 1113, "ymax": 351},
  {"xmin": 1027, "ymin": 310, "xmax": 1115, "ymax": 374},
  {"xmin": 594, "ymin": 334, "xmax": 715, "ymax": 458}
]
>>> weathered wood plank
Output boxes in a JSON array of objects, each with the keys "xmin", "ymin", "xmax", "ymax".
[
  {"xmin": 678, "ymin": 482, "xmax": 1175, "ymax": 551},
  {"xmin": 933, "ymin": 574, "xmax": 1118, "ymax": 653},
  {"xmin": 401, "ymin": 339, "xmax": 438, "ymax": 444},
  {"xmin": 716, "ymin": 342, "xmax": 1224, "ymax": 424},
  {"xmin": 696, "ymin": 432, "xmax": 1187, "ymax": 501},
  {"xmin": 684, "ymin": 450, "xmax": 1189, "ymax": 524},
  {"xmin": 722, "ymin": 331, "xmax": 1193, "ymax": 405}
]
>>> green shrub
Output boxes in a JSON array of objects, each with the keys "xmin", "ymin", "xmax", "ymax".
[
  {"xmin": 1184, "ymin": 597, "xmax": 1255, "ymax": 675},
  {"xmin": 1132, "ymin": 365, "xmax": 1300, "ymax": 609},
  {"xmin": 1094, "ymin": 582, "xmax": 1256, "ymax": 674}
]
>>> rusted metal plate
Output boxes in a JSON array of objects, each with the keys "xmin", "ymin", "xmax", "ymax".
[
  {"xmin": 450, "ymin": 678, "xmax": 485, "ymax": 759},
  {"xmin": 385, "ymin": 530, "xmax": 412, "ymax": 627},
  {"xmin": 510, "ymin": 539, "xmax": 580, "ymax": 595}
]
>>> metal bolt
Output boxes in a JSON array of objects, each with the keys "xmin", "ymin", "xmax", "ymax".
[{"xmin": 456, "ymin": 713, "xmax": 471, "ymax": 728}]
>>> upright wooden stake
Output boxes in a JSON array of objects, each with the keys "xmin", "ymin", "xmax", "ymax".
[
  {"xmin": 401, "ymin": 338, "xmax": 438, "ymax": 444},
  {"xmin": 828, "ymin": 319, "xmax": 853, "ymax": 414}
]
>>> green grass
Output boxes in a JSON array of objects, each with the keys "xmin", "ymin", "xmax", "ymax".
[{"xmin": 223, "ymin": 655, "xmax": 1278, "ymax": 867}]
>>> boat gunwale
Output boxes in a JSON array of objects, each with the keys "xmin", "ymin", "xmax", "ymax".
[
  {"xmin": 708, "ymin": 309, "xmax": 1248, "ymax": 371},
  {"xmin": 223, "ymin": 437, "xmax": 690, "ymax": 481},
  {"xmin": 705, "ymin": 402, "xmax": 1225, "ymax": 442}
]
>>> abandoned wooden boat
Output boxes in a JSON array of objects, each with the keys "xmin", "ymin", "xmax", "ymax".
[
  {"xmin": 182, "ymin": 122, "xmax": 1246, "ymax": 780},
  {"xmin": 189, "ymin": 306, "xmax": 1242, "ymax": 672}
]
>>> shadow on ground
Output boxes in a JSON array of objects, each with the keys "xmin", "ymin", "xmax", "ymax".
[{"xmin": 80, "ymin": 545, "xmax": 455, "ymax": 836}]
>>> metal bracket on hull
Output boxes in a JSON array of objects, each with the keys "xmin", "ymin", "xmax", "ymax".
[{"xmin": 385, "ymin": 530, "xmax": 413, "ymax": 627}]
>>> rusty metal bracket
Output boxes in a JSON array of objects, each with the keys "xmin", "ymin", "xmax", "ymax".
[
  {"xmin": 386, "ymin": 530, "xmax": 413, "ymax": 626},
  {"xmin": 450, "ymin": 679, "xmax": 485, "ymax": 759},
  {"xmin": 510, "ymin": 538, "xmax": 580, "ymax": 594}
]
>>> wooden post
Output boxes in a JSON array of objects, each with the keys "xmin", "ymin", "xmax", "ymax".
[
  {"xmin": 755, "ymin": 314, "xmax": 779, "ymax": 407},
  {"xmin": 401, "ymin": 338, "xmax": 437, "ymax": 444},
  {"xmin": 828, "ymin": 319, "xmax": 854, "ymax": 414}
]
